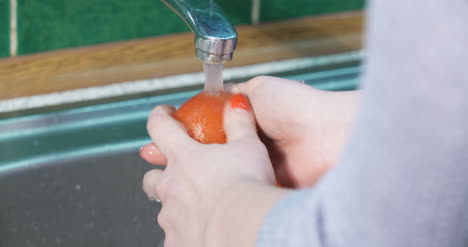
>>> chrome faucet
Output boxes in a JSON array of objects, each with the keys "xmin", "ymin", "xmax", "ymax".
[{"xmin": 161, "ymin": 0, "xmax": 238, "ymax": 64}]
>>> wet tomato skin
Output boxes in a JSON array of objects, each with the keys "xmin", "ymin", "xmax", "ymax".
[{"xmin": 173, "ymin": 91, "xmax": 231, "ymax": 144}]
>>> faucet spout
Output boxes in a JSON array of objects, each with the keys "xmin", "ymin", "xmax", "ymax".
[{"xmin": 161, "ymin": 0, "xmax": 238, "ymax": 64}]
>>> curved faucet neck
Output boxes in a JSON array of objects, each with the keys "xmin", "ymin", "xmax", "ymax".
[{"xmin": 162, "ymin": 0, "xmax": 238, "ymax": 64}]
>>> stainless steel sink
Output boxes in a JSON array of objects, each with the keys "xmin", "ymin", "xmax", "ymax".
[{"xmin": 0, "ymin": 53, "xmax": 360, "ymax": 247}]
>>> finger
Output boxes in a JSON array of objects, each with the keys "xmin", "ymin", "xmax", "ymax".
[
  {"xmin": 224, "ymin": 94, "xmax": 258, "ymax": 142},
  {"xmin": 147, "ymin": 105, "xmax": 197, "ymax": 155},
  {"xmin": 142, "ymin": 169, "xmax": 164, "ymax": 202},
  {"xmin": 223, "ymin": 82, "xmax": 242, "ymax": 94},
  {"xmin": 139, "ymin": 143, "xmax": 167, "ymax": 166},
  {"xmin": 235, "ymin": 76, "xmax": 269, "ymax": 95}
]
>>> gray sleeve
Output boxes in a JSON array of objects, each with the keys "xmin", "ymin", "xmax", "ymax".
[{"xmin": 257, "ymin": 1, "xmax": 468, "ymax": 246}]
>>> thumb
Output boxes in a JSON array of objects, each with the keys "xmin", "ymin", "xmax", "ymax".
[{"xmin": 224, "ymin": 94, "xmax": 258, "ymax": 142}]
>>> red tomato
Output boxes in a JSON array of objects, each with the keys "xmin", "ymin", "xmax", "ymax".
[{"xmin": 173, "ymin": 91, "xmax": 231, "ymax": 144}]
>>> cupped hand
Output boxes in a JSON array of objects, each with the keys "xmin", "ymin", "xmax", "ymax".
[
  {"xmin": 141, "ymin": 96, "xmax": 276, "ymax": 247},
  {"xmin": 141, "ymin": 76, "xmax": 358, "ymax": 188},
  {"xmin": 232, "ymin": 76, "xmax": 358, "ymax": 187}
]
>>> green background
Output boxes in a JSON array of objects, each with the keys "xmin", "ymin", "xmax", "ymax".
[
  {"xmin": 261, "ymin": 0, "xmax": 364, "ymax": 21},
  {"xmin": 0, "ymin": 0, "xmax": 9, "ymax": 58},
  {"xmin": 0, "ymin": 0, "xmax": 365, "ymax": 58}
]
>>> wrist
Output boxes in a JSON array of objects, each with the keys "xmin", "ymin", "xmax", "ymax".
[{"xmin": 205, "ymin": 180, "xmax": 289, "ymax": 247}]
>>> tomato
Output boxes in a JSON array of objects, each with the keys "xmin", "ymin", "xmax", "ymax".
[{"xmin": 173, "ymin": 91, "xmax": 231, "ymax": 144}]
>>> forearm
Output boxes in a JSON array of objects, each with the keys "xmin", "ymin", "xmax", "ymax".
[{"xmin": 206, "ymin": 181, "xmax": 289, "ymax": 247}]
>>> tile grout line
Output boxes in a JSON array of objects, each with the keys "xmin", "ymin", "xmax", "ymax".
[
  {"xmin": 9, "ymin": 0, "xmax": 17, "ymax": 57},
  {"xmin": 251, "ymin": 0, "xmax": 261, "ymax": 24}
]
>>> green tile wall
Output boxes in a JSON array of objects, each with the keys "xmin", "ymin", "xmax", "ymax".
[
  {"xmin": 0, "ymin": 0, "xmax": 9, "ymax": 58},
  {"xmin": 11, "ymin": 0, "xmax": 364, "ymax": 57},
  {"xmin": 17, "ymin": 0, "xmax": 251, "ymax": 56},
  {"xmin": 260, "ymin": 0, "xmax": 365, "ymax": 22},
  {"xmin": 218, "ymin": 0, "xmax": 251, "ymax": 26}
]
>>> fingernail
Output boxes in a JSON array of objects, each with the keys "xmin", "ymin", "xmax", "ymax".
[
  {"xmin": 148, "ymin": 196, "xmax": 161, "ymax": 203},
  {"xmin": 230, "ymin": 94, "xmax": 251, "ymax": 111},
  {"xmin": 140, "ymin": 143, "xmax": 157, "ymax": 156},
  {"xmin": 146, "ymin": 144, "xmax": 157, "ymax": 156}
]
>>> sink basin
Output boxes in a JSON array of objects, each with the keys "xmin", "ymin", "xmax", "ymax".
[{"xmin": 0, "ymin": 53, "xmax": 360, "ymax": 247}]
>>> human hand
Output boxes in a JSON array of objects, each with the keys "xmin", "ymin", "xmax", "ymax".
[
  {"xmin": 140, "ymin": 76, "xmax": 358, "ymax": 188},
  {"xmin": 141, "ymin": 96, "xmax": 280, "ymax": 247},
  {"xmin": 232, "ymin": 76, "xmax": 358, "ymax": 188}
]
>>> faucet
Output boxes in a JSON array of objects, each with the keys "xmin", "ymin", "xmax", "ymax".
[{"xmin": 161, "ymin": 0, "xmax": 238, "ymax": 64}]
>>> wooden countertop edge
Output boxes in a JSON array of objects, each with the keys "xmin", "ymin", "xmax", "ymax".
[{"xmin": 0, "ymin": 11, "xmax": 364, "ymax": 100}]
